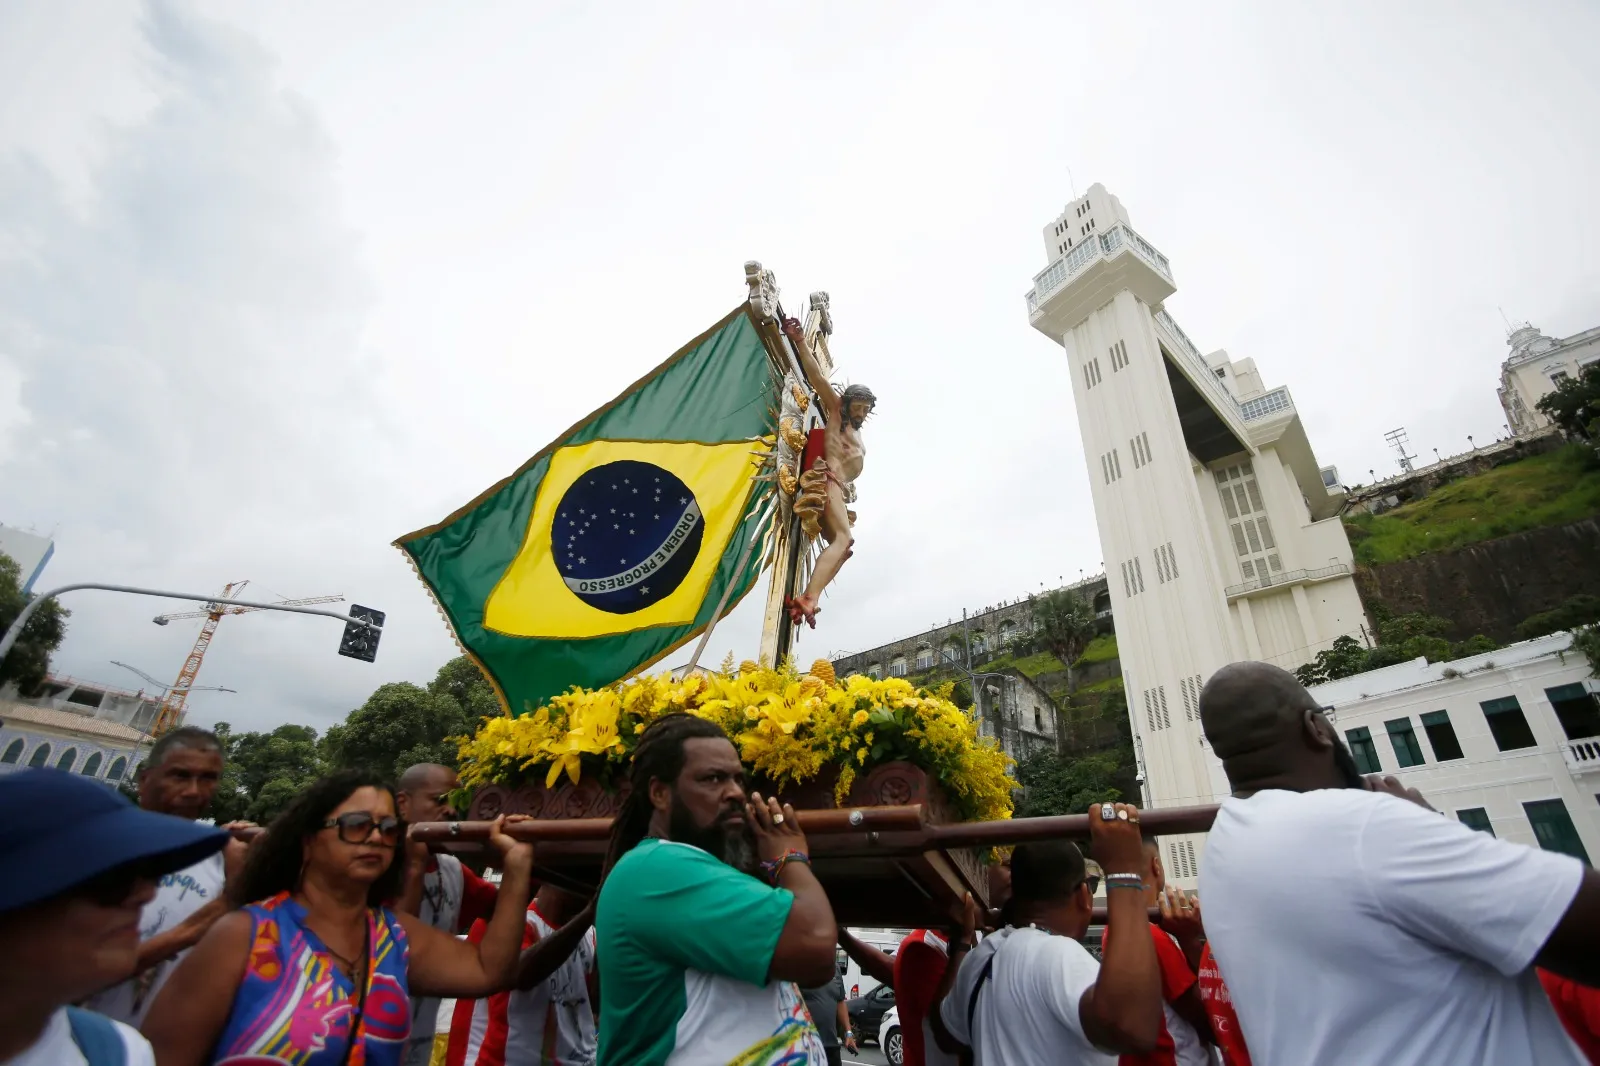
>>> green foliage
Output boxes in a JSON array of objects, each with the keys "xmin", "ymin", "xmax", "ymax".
[
  {"xmin": 1293, "ymin": 608, "xmax": 1500, "ymax": 686},
  {"xmin": 1072, "ymin": 632, "xmax": 1119, "ymax": 668},
  {"xmin": 0, "ymin": 552, "xmax": 70, "ymax": 696},
  {"xmin": 1573, "ymin": 626, "xmax": 1600, "ymax": 676},
  {"xmin": 1535, "ymin": 362, "xmax": 1600, "ymax": 440},
  {"xmin": 428, "ymin": 654, "xmax": 503, "ymax": 719},
  {"xmin": 1342, "ymin": 445, "xmax": 1600, "ymax": 565},
  {"xmin": 1517, "ymin": 595, "xmax": 1600, "ymax": 640},
  {"xmin": 209, "ymin": 722, "xmax": 326, "ymax": 824},
  {"xmin": 1014, "ymin": 750, "xmax": 1123, "ymax": 818},
  {"xmin": 322, "ymin": 680, "xmax": 474, "ymax": 780},
  {"xmin": 1008, "ymin": 651, "xmax": 1066, "ymax": 679},
  {"xmin": 1034, "ymin": 589, "xmax": 1097, "ymax": 674},
  {"xmin": 1073, "ymin": 675, "xmax": 1126, "ymax": 695}
]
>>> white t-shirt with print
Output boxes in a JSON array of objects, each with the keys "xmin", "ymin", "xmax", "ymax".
[
  {"xmin": 2, "ymin": 1008, "xmax": 155, "ymax": 1066},
  {"xmin": 940, "ymin": 926, "xmax": 1115, "ymax": 1066},
  {"xmin": 83, "ymin": 851, "xmax": 226, "ymax": 1026},
  {"xmin": 1200, "ymin": 787, "xmax": 1588, "ymax": 1066}
]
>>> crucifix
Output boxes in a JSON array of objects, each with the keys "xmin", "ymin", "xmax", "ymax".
[{"xmin": 743, "ymin": 261, "xmax": 875, "ymax": 666}]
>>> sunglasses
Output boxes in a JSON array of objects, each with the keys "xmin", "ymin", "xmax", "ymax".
[
  {"xmin": 76, "ymin": 858, "xmax": 165, "ymax": 907},
  {"xmin": 1082, "ymin": 874, "xmax": 1101, "ymax": 896},
  {"xmin": 320, "ymin": 812, "xmax": 403, "ymax": 845}
]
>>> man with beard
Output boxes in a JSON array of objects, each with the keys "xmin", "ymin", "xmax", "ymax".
[
  {"xmin": 1197, "ymin": 661, "xmax": 1600, "ymax": 1066},
  {"xmin": 596, "ymin": 713, "xmax": 836, "ymax": 1065},
  {"xmin": 83, "ymin": 726, "xmax": 251, "ymax": 1028}
]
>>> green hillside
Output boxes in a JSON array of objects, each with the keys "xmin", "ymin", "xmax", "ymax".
[{"xmin": 1344, "ymin": 444, "xmax": 1600, "ymax": 565}]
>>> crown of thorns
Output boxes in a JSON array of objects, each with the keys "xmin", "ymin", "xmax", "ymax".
[{"xmin": 840, "ymin": 384, "xmax": 877, "ymax": 412}]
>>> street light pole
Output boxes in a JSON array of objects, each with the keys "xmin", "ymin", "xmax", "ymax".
[{"xmin": 0, "ymin": 583, "xmax": 382, "ymax": 667}]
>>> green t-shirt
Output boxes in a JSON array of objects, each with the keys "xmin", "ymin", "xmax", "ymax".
[{"xmin": 596, "ymin": 838, "xmax": 825, "ymax": 1065}]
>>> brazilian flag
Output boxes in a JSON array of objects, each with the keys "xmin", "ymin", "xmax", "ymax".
[{"xmin": 397, "ymin": 307, "xmax": 778, "ymax": 713}]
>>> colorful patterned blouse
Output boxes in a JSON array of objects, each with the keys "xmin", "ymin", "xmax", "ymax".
[{"xmin": 211, "ymin": 891, "xmax": 412, "ymax": 1065}]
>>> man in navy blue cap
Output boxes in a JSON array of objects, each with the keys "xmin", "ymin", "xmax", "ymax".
[{"xmin": 0, "ymin": 767, "xmax": 228, "ymax": 1065}]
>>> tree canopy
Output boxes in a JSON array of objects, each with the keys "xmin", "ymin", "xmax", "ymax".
[
  {"xmin": 1535, "ymin": 362, "xmax": 1600, "ymax": 441},
  {"xmin": 0, "ymin": 552, "xmax": 69, "ymax": 696},
  {"xmin": 1014, "ymin": 749, "xmax": 1123, "ymax": 818},
  {"xmin": 1034, "ymin": 588, "xmax": 1098, "ymax": 683},
  {"xmin": 1293, "ymin": 606, "xmax": 1499, "ymax": 687}
]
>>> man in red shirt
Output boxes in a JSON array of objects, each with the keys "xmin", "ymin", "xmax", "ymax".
[
  {"xmin": 838, "ymin": 857, "xmax": 1011, "ymax": 1066},
  {"xmin": 1542, "ymin": 969, "xmax": 1600, "ymax": 1064},
  {"xmin": 1099, "ymin": 839, "xmax": 1213, "ymax": 1066},
  {"xmin": 396, "ymin": 762, "xmax": 502, "ymax": 1066},
  {"xmin": 1196, "ymin": 941, "xmax": 1252, "ymax": 1066}
]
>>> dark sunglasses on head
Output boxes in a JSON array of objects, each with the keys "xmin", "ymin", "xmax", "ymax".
[
  {"xmin": 75, "ymin": 858, "xmax": 165, "ymax": 907},
  {"xmin": 1080, "ymin": 874, "xmax": 1101, "ymax": 896},
  {"xmin": 320, "ymin": 811, "xmax": 403, "ymax": 845}
]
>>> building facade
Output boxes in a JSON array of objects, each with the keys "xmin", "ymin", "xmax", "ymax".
[
  {"xmin": 1498, "ymin": 321, "xmax": 1600, "ymax": 437},
  {"xmin": 0, "ymin": 674, "xmax": 164, "ymax": 783},
  {"xmin": 1026, "ymin": 184, "xmax": 1366, "ymax": 830},
  {"xmin": 1307, "ymin": 632, "xmax": 1599, "ymax": 863}
]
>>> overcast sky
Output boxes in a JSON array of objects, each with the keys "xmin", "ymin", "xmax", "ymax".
[{"xmin": 3, "ymin": 0, "xmax": 1597, "ymax": 734}]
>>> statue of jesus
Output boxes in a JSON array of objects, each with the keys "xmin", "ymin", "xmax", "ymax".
[{"xmin": 781, "ymin": 316, "xmax": 875, "ymax": 629}]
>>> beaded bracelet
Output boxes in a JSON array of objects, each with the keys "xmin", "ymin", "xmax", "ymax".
[{"xmin": 759, "ymin": 849, "xmax": 810, "ymax": 885}]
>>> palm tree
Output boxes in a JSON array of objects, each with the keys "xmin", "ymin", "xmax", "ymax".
[{"xmin": 1035, "ymin": 588, "xmax": 1098, "ymax": 694}]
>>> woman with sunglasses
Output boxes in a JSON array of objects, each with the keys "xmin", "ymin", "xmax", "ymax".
[{"xmin": 141, "ymin": 769, "xmax": 534, "ymax": 1066}]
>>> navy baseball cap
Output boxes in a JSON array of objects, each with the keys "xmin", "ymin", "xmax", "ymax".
[{"xmin": 0, "ymin": 768, "xmax": 229, "ymax": 913}]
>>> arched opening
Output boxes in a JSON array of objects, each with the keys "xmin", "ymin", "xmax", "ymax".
[
  {"xmin": 867, "ymin": 663, "xmax": 883, "ymax": 679},
  {"xmin": 971, "ymin": 631, "xmax": 988, "ymax": 656},
  {"xmin": 28, "ymin": 743, "xmax": 52, "ymax": 769},
  {"xmin": 55, "ymin": 747, "xmax": 79, "ymax": 772},
  {"xmin": 1092, "ymin": 589, "xmax": 1112, "ymax": 615},
  {"xmin": 915, "ymin": 644, "xmax": 934, "ymax": 671},
  {"xmin": 889, "ymin": 657, "xmax": 907, "ymax": 677},
  {"xmin": 1, "ymin": 738, "xmax": 23, "ymax": 764},
  {"xmin": 107, "ymin": 755, "xmax": 128, "ymax": 782},
  {"xmin": 82, "ymin": 751, "xmax": 104, "ymax": 777}
]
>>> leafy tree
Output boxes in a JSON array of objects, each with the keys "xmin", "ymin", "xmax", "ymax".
[
  {"xmin": 1293, "ymin": 608, "xmax": 1500, "ymax": 686},
  {"xmin": 1517, "ymin": 595, "xmax": 1600, "ymax": 640},
  {"xmin": 1535, "ymin": 362, "xmax": 1600, "ymax": 441},
  {"xmin": 1035, "ymin": 589, "xmax": 1098, "ymax": 691},
  {"xmin": 1014, "ymin": 749, "xmax": 1123, "ymax": 818},
  {"xmin": 322, "ymin": 681, "xmax": 474, "ymax": 780},
  {"xmin": 429, "ymin": 655, "xmax": 503, "ymax": 720},
  {"xmin": 210, "ymin": 721, "xmax": 325, "ymax": 824},
  {"xmin": 0, "ymin": 552, "xmax": 69, "ymax": 696},
  {"xmin": 1573, "ymin": 625, "xmax": 1600, "ymax": 677}
]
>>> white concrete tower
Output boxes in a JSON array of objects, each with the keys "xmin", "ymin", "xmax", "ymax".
[{"xmin": 1027, "ymin": 185, "xmax": 1367, "ymax": 870}]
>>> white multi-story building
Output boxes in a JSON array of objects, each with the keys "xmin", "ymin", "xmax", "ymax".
[
  {"xmin": 0, "ymin": 674, "xmax": 164, "ymax": 783},
  {"xmin": 1026, "ymin": 185, "xmax": 1366, "ymax": 844},
  {"xmin": 1309, "ymin": 632, "xmax": 1599, "ymax": 863},
  {"xmin": 1498, "ymin": 321, "xmax": 1600, "ymax": 437}
]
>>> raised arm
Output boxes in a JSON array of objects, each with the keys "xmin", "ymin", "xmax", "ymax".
[
  {"xmin": 403, "ymin": 816, "xmax": 535, "ymax": 998},
  {"xmin": 516, "ymin": 898, "xmax": 597, "ymax": 991},
  {"xmin": 837, "ymin": 926, "xmax": 896, "ymax": 988},
  {"xmin": 1079, "ymin": 803, "xmax": 1162, "ymax": 1054},
  {"xmin": 140, "ymin": 910, "xmax": 253, "ymax": 1066},
  {"xmin": 751, "ymin": 792, "xmax": 838, "ymax": 988},
  {"xmin": 781, "ymin": 317, "xmax": 838, "ymax": 423}
]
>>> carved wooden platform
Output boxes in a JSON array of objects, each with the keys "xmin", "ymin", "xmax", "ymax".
[{"xmin": 464, "ymin": 760, "xmax": 989, "ymax": 927}]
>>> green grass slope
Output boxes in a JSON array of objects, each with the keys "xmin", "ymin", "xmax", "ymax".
[{"xmin": 1344, "ymin": 445, "xmax": 1600, "ymax": 565}]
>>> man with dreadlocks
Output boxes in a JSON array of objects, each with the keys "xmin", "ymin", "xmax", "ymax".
[
  {"xmin": 780, "ymin": 315, "xmax": 875, "ymax": 630},
  {"xmin": 596, "ymin": 713, "xmax": 837, "ymax": 1064}
]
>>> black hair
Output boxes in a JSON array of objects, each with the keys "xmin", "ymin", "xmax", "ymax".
[
  {"xmin": 604, "ymin": 713, "xmax": 731, "ymax": 871},
  {"xmin": 143, "ymin": 726, "xmax": 221, "ymax": 772},
  {"xmin": 839, "ymin": 384, "xmax": 876, "ymax": 420},
  {"xmin": 230, "ymin": 770, "xmax": 404, "ymax": 907},
  {"xmin": 1010, "ymin": 839, "xmax": 1087, "ymax": 906}
]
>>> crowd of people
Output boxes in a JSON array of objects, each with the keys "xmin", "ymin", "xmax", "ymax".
[{"xmin": 2, "ymin": 659, "xmax": 1599, "ymax": 1065}]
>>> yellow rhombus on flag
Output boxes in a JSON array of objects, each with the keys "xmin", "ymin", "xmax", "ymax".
[{"xmin": 396, "ymin": 306, "xmax": 778, "ymax": 714}]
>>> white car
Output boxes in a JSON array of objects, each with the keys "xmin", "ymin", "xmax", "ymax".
[{"xmin": 878, "ymin": 1006, "xmax": 903, "ymax": 1065}]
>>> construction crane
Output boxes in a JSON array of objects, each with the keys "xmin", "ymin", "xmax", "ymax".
[{"xmin": 149, "ymin": 580, "xmax": 343, "ymax": 735}]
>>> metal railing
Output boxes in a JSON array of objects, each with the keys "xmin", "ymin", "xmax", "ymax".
[
  {"xmin": 1026, "ymin": 222, "xmax": 1173, "ymax": 313},
  {"xmin": 1224, "ymin": 562, "xmax": 1352, "ymax": 599}
]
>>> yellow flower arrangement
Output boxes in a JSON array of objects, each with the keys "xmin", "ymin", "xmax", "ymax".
[{"xmin": 455, "ymin": 658, "xmax": 1017, "ymax": 824}]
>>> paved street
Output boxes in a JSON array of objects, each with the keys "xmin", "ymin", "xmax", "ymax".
[{"xmin": 845, "ymin": 1047, "xmax": 891, "ymax": 1066}]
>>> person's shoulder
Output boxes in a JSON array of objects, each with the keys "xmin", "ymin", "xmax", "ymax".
[{"xmin": 114, "ymin": 1017, "xmax": 158, "ymax": 1066}]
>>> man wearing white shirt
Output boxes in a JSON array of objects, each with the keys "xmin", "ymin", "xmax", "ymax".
[
  {"xmin": 83, "ymin": 727, "xmax": 249, "ymax": 1028},
  {"xmin": 940, "ymin": 803, "xmax": 1162, "ymax": 1066},
  {"xmin": 1197, "ymin": 661, "xmax": 1600, "ymax": 1066}
]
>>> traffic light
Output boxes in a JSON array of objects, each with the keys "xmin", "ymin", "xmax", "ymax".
[{"xmin": 338, "ymin": 604, "xmax": 385, "ymax": 662}]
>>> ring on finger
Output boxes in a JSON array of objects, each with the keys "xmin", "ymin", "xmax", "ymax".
[
  {"xmin": 1100, "ymin": 803, "xmax": 1115, "ymax": 820},
  {"xmin": 1116, "ymin": 809, "xmax": 1129, "ymax": 821},
  {"xmin": 773, "ymin": 813, "xmax": 785, "ymax": 825}
]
